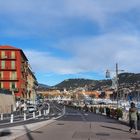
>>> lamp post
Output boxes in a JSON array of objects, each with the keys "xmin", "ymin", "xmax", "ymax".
[
  {"xmin": 106, "ymin": 63, "xmax": 124, "ymax": 108},
  {"xmin": 116, "ymin": 63, "xmax": 119, "ymax": 108}
]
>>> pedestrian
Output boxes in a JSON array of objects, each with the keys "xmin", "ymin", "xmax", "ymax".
[
  {"xmin": 90, "ymin": 106, "xmax": 93, "ymax": 112},
  {"xmin": 84, "ymin": 104, "xmax": 88, "ymax": 112},
  {"xmin": 106, "ymin": 107, "xmax": 110, "ymax": 117},
  {"xmin": 129, "ymin": 102, "xmax": 138, "ymax": 134}
]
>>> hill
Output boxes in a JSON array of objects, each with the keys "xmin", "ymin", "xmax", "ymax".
[
  {"xmin": 118, "ymin": 73, "xmax": 140, "ymax": 84},
  {"xmin": 54, "ymin": 78, "xmax": 98, "ymax": 89},
  {"xmin": 54, "ymin": 73, "xmax": 140, "ymax": 90},
  {"xmin": 38, "ymin": 83, "xmax": 51, "ymax": 91}
]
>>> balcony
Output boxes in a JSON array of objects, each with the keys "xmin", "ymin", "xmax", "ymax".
[
  {"xmin": 0, "ymin": 55, "xmax": 16, "ymax": 60},
  {"xmin": 0, "ymin": 77, "xmax": 19, "ymax": 81},
  {"xmin": 0, "ymin": 66, "xmax": 16, "ymax": 71}
]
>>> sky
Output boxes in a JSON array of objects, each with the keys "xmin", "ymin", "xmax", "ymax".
[{"xmin": 0, "ymin": 0, "xmax": 140, "ymax": 86}]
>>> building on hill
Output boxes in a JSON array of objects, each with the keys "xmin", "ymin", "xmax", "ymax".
[
  {"xmin": 0, "ymin": 45, "xmax": 37, "ymax": 101},
  {"xmin": 37, "ymin": 88, "xmax": 61, "ymax": 98},
  {"xmin": 83, "ymin": 90, "xmax": 99, "ymax": 98}
]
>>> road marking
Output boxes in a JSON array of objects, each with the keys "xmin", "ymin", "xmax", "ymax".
[{"xmin": 84, "ymin": 113, "xmax": 88, "ymax": 116}]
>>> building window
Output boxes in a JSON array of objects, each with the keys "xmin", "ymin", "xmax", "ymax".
[
  {"xmin": 10, "ymin": 72, "xmax": 17, "ymax": 80},
  {"xmin": 1, "ymin": 51, "xmax": 5, "ymax": 58},
  {"xmin": 1, "ymin": 61, "xmax": 5, "ymax": 69},
  {"xmin": 10, "ymin": 82, "xmax": 17, "ymax": 89},
  {"xmin": 11, "ymin": 61, "xmax": 15, "ymax": 69},
  {"xmin": 0, "ymin": 72, "xmax": 3, "ymax": 79},
  {"xmin": 12, "ymin": 82, "xmax": 15, "ymax": 88},
  {"xmin": 11, "ymin": 51, "xmax": 15, "ymax": 59},
  {"xmin": 0, "ymin": 82, "xmax": 3, "ymax": 88}
]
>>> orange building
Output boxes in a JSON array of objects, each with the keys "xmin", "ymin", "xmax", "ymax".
[
  {"xmin": 84, "ymin": 90, "xmax": 99, "ymax": 98},
  {"xmin": 0, "ymin": 45, "xmax": 28, "ymax": 99}
]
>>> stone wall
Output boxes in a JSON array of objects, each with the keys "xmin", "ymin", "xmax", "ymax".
[{"xmin": 0, "ymin": 93, "xmax": 15, "ymax": 113}]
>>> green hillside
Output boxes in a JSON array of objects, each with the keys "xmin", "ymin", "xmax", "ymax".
[
  {"xmin": 54, "ymin": 73, "xmax": 140, "ymax": 90},
  {"xmin": 54, "ymin": 78, "xmax": 98, "ymax": 89}
]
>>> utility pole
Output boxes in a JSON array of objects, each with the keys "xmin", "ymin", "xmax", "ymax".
[
  {"xmin": 106, "ymin": 63, "xmax": 124, "ymax": 109},
  {"xmin": 116, "ymin": 63, "xmax": 119, "ymax": 108}
]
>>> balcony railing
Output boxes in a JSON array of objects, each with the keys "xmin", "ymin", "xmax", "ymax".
[
  {"xmin": 0, "ymin": 77, "xmax": 19, "ymax": 81},
  {"xmin": 0, "ymin": 66, "xmax": 16, "ymax": 70},
  {"xmin": 0, "ymin": 55, "xmax": 16, "ymax": 60}
]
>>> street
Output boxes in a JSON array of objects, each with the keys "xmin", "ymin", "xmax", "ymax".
[
  {"xmin": 0, "ymin": 101, "xmax": 63, "ymax": 129},
  {"xmin": 16, "ymin": 105, "xmax": 140, "ymax": 140}
]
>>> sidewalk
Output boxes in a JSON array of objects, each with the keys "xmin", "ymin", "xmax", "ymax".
[
  {"xmin": 1, "ymin": 108, "xmax": 139, "ymax": 140},
  {"xmin": 0, "ymin": 115, "xmax": 63, "ymax": 140},
  {"xmin": 0, "ymin": 120, "xmax": 54, "ymax": 140},
  {"xmin": 12, "ymin": 108, "xmax": 140, "ymax": 140}
]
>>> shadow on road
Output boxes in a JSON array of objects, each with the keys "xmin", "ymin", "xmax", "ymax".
[
  {"xmin": 0, "ymin": 129, "xmax": 11, "ymax": 137},
  {"xmin": 23, "ymin": 125, "xmax": 34, "ymax": 140},
  {"xmin": 23, "ymin": 125, "xmax": 43, "ymax": 140},
  {"xmin": 131, "ymin": 138, "xmax": 140, "ymax": 140},
  {"xmin": 101, "ymin": 125, "xmax": 129, "ymax": 133}
]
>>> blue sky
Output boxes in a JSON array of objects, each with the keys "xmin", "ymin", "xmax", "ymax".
[{"xmin": 0, "ymin": 0, "xmax": 140, "ymax": 86}]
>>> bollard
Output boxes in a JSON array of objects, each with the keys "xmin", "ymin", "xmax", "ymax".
[
  {"xmin": 104, "ymin": 108, "xmax": 106, "ymax": 115},
  {"xmin": 24, "ymin": 113, "xmax": 26, "ymax": 121},
  {"xmin": 44, "ymin": 110, "xmax": 46, "ymax": 116},
  {"xmin": 39, "ymin": 110, "xmax": 41, "ymax": 116},
  {"xmin": 63, "ymin": 106, "xmax": 65, "ymax": 115},
  {"xmin": 46, "ymin": 109, "xmax": 49, "ymax": 115},
  {"xmin": 123, "ymin": 111, "xmax": 129, "ymax": 121},
  {"xmin": 1, "ymin": 113, "xmax": 3, "ymax": 120},
  {"xmin": 96, "ymin": 108, "xmax": 99, "ymax": 114},
  {"xmin": 33, "ymin": 112, "xmax": 36, "ymax": 118},
  {"xmin": 10, "ymin": 114, "xmax": 13, "ymax": 123}
]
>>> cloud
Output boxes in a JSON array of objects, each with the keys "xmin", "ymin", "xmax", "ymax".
[
  {"xmin": 1, "ymin": 0, "xmax": 140, "ymax": 36},
  {"xmin": 24, "ymin": 32, "xmax": 140, "ymax": 75},
  {"xmin": 24, "ymin": 50, "xmax": 82, "ymax": 74},
  {"xmin": 1, "ymin": 0, "xmax": 140, "ymax": 78}
]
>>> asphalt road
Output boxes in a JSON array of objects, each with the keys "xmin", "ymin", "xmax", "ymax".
[
  {"xmin": 16, "ymin": 105, "xmax": 140, "ymax": 140},
  {"xmin": 0, "ymin": 101, "xmax": 63, "ymax": 129}
]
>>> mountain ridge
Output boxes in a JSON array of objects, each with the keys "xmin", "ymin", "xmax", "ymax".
[
  {"xmin": 38, "ymin": 73, "xmax": 140, "ymax": 90},
  {"xmin": 54, "ymin": 73, "xmax": 140, "ymax": 90}
]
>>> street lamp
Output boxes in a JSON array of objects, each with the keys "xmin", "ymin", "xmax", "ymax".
[
  {"xmin": 116, "ymin": 63, "xmax": 119, "ymax": 108},
  {"xmin": 106, "ymin": 63, "xmax": 124, "ymax": 108}
]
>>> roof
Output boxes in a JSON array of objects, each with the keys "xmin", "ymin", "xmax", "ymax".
[
  {"xmin": 0, "ymin": 45, "xmax": 28, "ymax": 61},
  {"xmin": 0, "ymin": 45, "xmax": 20, "ymax": 50}
]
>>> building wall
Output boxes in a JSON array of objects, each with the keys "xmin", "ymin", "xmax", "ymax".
[
  {"xmin": 38, "ymin": 89, "xmax": 61, "ymax": 97},
  {"xmin": 82, "ymin": 90, "xmax": 99, "ymax": 98},
  {"xmin": 105, "ymin": 90, "xmax": 113, "ymax": 99},
  {"xmin": 0, "ymin": 93, "xmax": 15, "ymax": 113},
  {"xmin": 27, "ymin": 67, "xmax": 38, "ymax": 104},
  {"xmin": 0, "ymin": 45, "xmax": 28, "ymax": 99}
]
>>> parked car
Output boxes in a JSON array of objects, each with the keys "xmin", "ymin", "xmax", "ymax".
[{"xmin": 27, "ymin": 106, "xmax": 37, "ymax": 113}]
